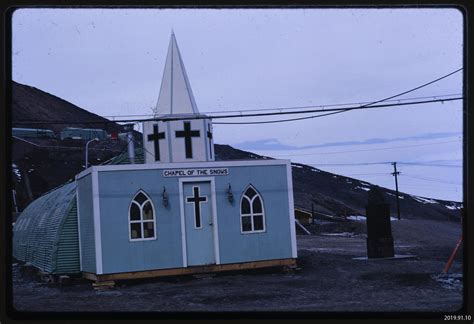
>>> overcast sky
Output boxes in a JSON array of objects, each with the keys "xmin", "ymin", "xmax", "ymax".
[{"xmin": 12, "ymin": 8, "xmax": 463, "ymax": 202}]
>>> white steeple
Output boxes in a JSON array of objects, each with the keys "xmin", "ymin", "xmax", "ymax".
[
  {"xmin": 154, "ymin": 31, "xmax": 199, "ymax": 116},
  {"xmin": 144, "ymin": 32, "xmax": 214, "ymax": 164}
]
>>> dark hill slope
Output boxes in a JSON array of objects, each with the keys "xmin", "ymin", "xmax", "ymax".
[{"xmin": 12, "ymin": 81, "xmax": 122, "ymax": 134}]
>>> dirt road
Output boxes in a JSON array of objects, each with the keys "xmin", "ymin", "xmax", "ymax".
[{"xmin": 12, "ymin": 219, "xmax": 463, "ymax": 313}]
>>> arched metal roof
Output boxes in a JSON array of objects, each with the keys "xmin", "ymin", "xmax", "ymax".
[{"xmin": 13, "ymin": 181, "xmax": 80, "ymax": 274}]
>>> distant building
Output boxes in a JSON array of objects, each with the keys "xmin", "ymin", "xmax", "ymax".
[
  {"xmin": 13, "ymin": 33, "xmax": 297, "ymax": 282},
  {"xmin": 13, "ymin": 128, "xmax": 55, "ymax": 139},
  {"xmin": 59, "ymin": 127, "xmax": 107, "ymax": 141}
]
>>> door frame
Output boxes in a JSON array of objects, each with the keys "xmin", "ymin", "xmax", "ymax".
[{"xmin": 178, "ymin": 177, "xmax": 220, "ymax": 267}]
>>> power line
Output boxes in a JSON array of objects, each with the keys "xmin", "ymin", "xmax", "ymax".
[
  {"xmin": 401, "ymin": 173, "xmax": 462, "ymax": 185},
  {"xmin": 212, "ymin": 97, "xmax": 462, "ymax": 125},
  {"xmin": 267, "ymin": 139, "xmax": 461, "ymax": 157},
  {"xmin": 302, "ymin": 159, "xmax": 462, "ymax": 168},
  {"xmin": 13, "ymin": 135, "xmax": 124, "ymax": 152},
  {"xmin": 309, "ymin": 162, "xmax": 393, "ymax": 166},
  {"xmin": 398, "ymin": 162, "xmax": 462, "ymax": 168},
  {"xmin": 13, "ymin": 97, "xmax": 463, "ymax": 126},
  {"xmin": 214, "ymin": 68, "xmax": 463, "ymax": 124},
  {"xmin": 344, "ymin": 173, "xmax": 390, "ymax": 176},
  {"xmin": 401, "ymin": 184, "xmax": 461, "ymax": 190},
  {"xmin": 100, "ymin": 93, "xmax": 462, "ymax": 119}
]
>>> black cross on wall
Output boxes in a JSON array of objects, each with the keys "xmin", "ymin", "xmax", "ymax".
[
  {"xmin": 186, "ymin": 186, "xmax": 208, "ymax": 228},
  {"xmin": 175, "ymin": 121, "xmax": 200, "ymax": 158},
  {"xmin": 207, "ymin": 124, "xmax": 213, "ymax": 159},
  {"xmin": 147, "ymin": 124, "xmax": 166, "ymax": 161}
]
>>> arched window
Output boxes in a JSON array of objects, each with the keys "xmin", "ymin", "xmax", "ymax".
[
  {"xmin": 240, "ymin": 185, "xmax": 265, "ymax": 233},
  {"xmin": 129, "ymin": 190, "xmax": 156, "ymax": 241}
]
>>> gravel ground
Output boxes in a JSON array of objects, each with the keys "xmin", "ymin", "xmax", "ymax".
[{"xmin": 12, "ymin": 219, "xmax": 463, "ymax": 313}]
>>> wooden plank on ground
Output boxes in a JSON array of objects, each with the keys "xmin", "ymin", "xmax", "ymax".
[{"xmin": 93, "ymin": 258, "xmax": 297, "ymax": 282}]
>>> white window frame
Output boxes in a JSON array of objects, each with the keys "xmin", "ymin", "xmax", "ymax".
[
  {"xmin": 240, "ymin": 185, "xmax": 266, "ymax": 234},
  {"xmin": 128, "ymin": 190, "xmax": 157, "ymax": 242}
]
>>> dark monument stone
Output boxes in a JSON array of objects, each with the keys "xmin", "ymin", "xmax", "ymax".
[{"xmin": 366, "ymin": 186, "xmax": 395, "ymax": 258}]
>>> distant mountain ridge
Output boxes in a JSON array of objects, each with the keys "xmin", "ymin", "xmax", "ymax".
[{"xmin": 11, "ymin": 81, "xmax": 462, "ymax": 221}]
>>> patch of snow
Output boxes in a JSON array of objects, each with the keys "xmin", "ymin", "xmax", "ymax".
[
  {"xmin": 333, "ymin": 175, "xmax": 338, "ymax": 178},
  {"xmin": 355, "ymin": 186, "xmax": 371, "ymax": 191},
  {"xmin": 291, "ymin": 164, "xmax": 303, "ymax": 169},
  {"xmin": 311, "ymin": 168, "xmax": 320, "ymax": 172},
  {"xmin": 432, "ymin": 274, "xmax": 463, "ymax": 291},
  {"xmin": 360, "ymin": 181, "xmax": 371, "ymax": 186},
  {"xmin": 445, "ymin": 204, "xmax": 461, "ymax": 210},
  {"xmin": 346, "ymin": 180, "xmax": 353, "ymax": 184},
  {"xmin": 347, "ymin": 215, "xmax": 398, "ymax": 221},
  {"xmin": 12, "ymin": 163, "xmax": 22, "ymax": 182},
  {"xmin": 347, "ymin": 215, "xmax": 366, "ymax": 221},
  {"xmin": 411, "ymin": 196, "xmax": 438, "ymax": 204},
  {"xmin": 320, "ymin": 232, "xmax": 354, "ymax": 237},
  {"xmin": 305, "ymin": 247, "xmax": 349, "ymax": 252},
  {"xmin": 386, "ymin": 192, "xmax": 405, "ymax": 199}
]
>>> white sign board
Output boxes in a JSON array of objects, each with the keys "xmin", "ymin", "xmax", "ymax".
[{"xmin": 163, "ymin": 168, "xmax": 229, "ymax": 177}]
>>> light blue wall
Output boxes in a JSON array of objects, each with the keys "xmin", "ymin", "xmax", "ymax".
[
  {"xmin": 98, "ymin": 170, "xmax": 184, "ymax": 274},
  {"xmin": 92, "ymin": 163, "xmax": 293, "ymax": 275},
  {"xmin": 77, "ymin": 174, "xmax": 96, "ymax": 273},
  {"xmin": 213, "ymin": 165, "xmax": 293, "ymax": 264}
]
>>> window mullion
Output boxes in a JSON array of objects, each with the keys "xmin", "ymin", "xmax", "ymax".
[
  {"xmin": 250, "ymin": 197, "xmax": 255, "ymax": 232},
  {"xmin": 251, "ymin": 196, "xmax": 257, "ymax": 231}
]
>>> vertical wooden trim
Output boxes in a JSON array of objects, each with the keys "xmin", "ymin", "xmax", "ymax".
[
  {"xmin": 75, "ymin": 180, "xmax": 83, "ymax": 271},
  {"xmin": 286, "ymin": 162, "xmax": 297, "ymax": 258},
  {"xmin": 92, "ymin": 169, "xmax": 104, "ymax": 274},
  {"xmin": 203, "ymin": 119, "xmax": 209, "ymax": 161},
  {"xmin": 178, "ymin": 178, "xmax": 187, "ymax": 268},
  {"xmin": 210, "ymin": 178, "xmax": 220, "ymax": 264},
  {"xmin": 166, "ymin": 121, "xmax": 173, "ymax": 163}
]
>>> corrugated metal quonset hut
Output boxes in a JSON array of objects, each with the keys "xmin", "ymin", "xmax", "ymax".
[
  {"xmin": 12, "ymin": 127, "xmax": 55, "ymax": 139},
  {"xmin": 12, "ymin": 181, "xmax": 80, "ymax": 274},
  {"xmin": 59, "ymin": 127, "xmax": 107, "ymax": 141}
]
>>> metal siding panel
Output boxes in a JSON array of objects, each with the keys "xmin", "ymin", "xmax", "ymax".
[
  {"xmin": 55, "ymin": 202, "xmax": 81, "ymax": 274},
  {"xmin": 77, "ymin": 175, "xmax": 97, "ymax": 273}
]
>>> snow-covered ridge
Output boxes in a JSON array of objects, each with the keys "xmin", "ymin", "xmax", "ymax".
[
  {"xmin": 386, "ymin": 192, "xmax": 405, "ymax": 199},
  {"xmin": 411, "ymin": 195, "xmax": 438, "ymax": 204}
]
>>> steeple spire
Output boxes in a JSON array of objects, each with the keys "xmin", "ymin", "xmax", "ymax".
[{"xmin": 154, "ymin": 32, "xmax": 199, "ymax": 116}]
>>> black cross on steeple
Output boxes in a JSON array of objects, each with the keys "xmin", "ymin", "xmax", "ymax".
[
  {"xmin": 186, "ymin": 186, "xmax": 208, "ymax": 228},
  {"xmin": 147, "ymin": 124, "xmax": 166, "ymax": 161},
  {"xmin": 207, "ymin": 124, "xmax": 213, "ymax": 159},
  {"xmin": 175, "ymin": 121, "xmax": 200, "ymax": 158}
]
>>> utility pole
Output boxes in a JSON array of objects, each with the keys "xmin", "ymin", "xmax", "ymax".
[{"xmin": 391, "ymin": 162, "xmax": 401, "ymax": 220}]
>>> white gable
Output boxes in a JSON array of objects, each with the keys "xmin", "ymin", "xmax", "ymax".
[{"xmin": 154, "ymin": 32, "xmax": 199, "ymax": 116}]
